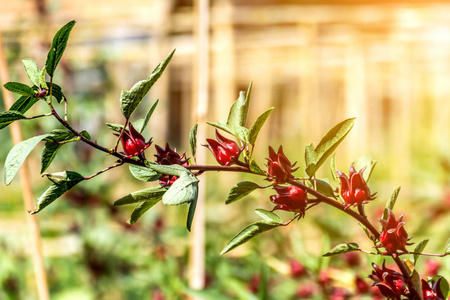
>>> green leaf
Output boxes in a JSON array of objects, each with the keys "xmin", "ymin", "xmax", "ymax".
[
  {"xmin": 147, "ymin": 163, "xmax": 189, "ymax": 177},
  {"xmin": 322, "ymin": 243, "xmax": 359, "ymax": 257},
  {"xmin": 3, "ymin": 82, "xmax": 35, "ymax": 97},
  {"xmin": 129, "ymin": 164, "xmax": 160, "ymax": 182},
  {"xmin": 50, "ymin": 83, "xmax": 64, "ymax": 103},
  {"xmin": 113, "ymin": 186, "xmax": 166, "ymax": 206},
  {"xmin": 186, "ymin": 197, "xmax": 197, "ymax": 232},
  {"xmin": 307, "ymin": 179, "xmax": 335, "ymax": 198},
  {"xmin": 39, "ymin": 67, "xmax": 48, "ymax": 89},
  {"xmin": 249, "ymin": 159, "xmax": 266, "ymax": 175},
  {"xmin": 225, "ymin": 181, "xmax": 260, "ymax": 204},
  {"xmin": 189, "ymin": 124, "xmax": 198, "ymax": 162},
  {"xmin": 206, "ymin": 121, "xmax": 235, "ymax": 136},
  {"xmin": 330, "ymin": 153, "xmax": 338, "ymax": 182},
  {"xmin": 80, "ymin": 130, "xmax": 91, "ymax": 140},
  {"xmin": 45, "ymin": 20, "xmax": 76, "ymax": 77},
  {"xmin": 352, "ymin": 155, "xmax": 377, "ymax": 182},
  {"xmin": 438, "ymin": 277, "xmax": 450, "ymax": 299},
  {"xmin": 105, "ymin": 123, "xmax": 123, "ymax": 133},
  {"xmin": 4, "ymin": 134, "xmax": 52, "ymax": 185},
  {"xmin": 305, "ymin": 118, "xmax": 356, "ymax": 177},
  {"xmin": 9, "ymin": 96, "xmax": 39, "ymax": 113},
  {"xmin": 41, "ymin": 130, "xmax": 76, "ymax": 173},
  {"xmin": 120, "ymin": 49, "xmax": 175, "ymax": 119},
  {"xmin": 227, "ymin": 83, "xmax": 252, "ymax": 128},
  {"xmin": 221, "ymin": 220, "xmax": 280, "ymax": 255},
  {"xmin": 304, "ymin": 144, "xmax": 316, "ymax": 170},
  {"xmin": 22, "ymin": 59, "xmax": 41, "ymax": 87},
  {"xmin": 162, "ymin": 174, "xmax": 198, "ymax": 205},
  {"xmin": 413, "ymin": 239, "xmax": 429, "ymax": 265},
  {"xmin": 382, "ymin": 187, "xmax": 401, "ymax": 220},
  {"xmin": 248, "ymin": 107, "xmax": 274, "ymax": 145},
  {"xmin": 127, "ymin": 200, "xmax": 159, "ymax": 225},
  {"xmin": 140, "ymin": 99, "xmax": 159, "ymax": 133},
  {"xmin": 404, "ymin": 259, "xmax": 423, "ymax": 300},
  {"xmin": 30, "ymin": 171, "xmax": 84, "ymax": 214},
  {"xmin": 233, "ymin": 126, "xmax": 249, "ymax": 143},
  {"xmin": 254, "ymin": 209, "xmax": 282, "ymax": 224},
  {"xmin": 444, "ymin": 238, "xmax": 450, "ymax": 254},
  {"xmin": 0, "ymin": 111, "xmax": 26, "ymax": 128}
]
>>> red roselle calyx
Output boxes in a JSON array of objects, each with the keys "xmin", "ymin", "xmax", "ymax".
[
  {"xmin": 270, "ymin": 185, "xmax": 307, "ymax": 217},
  {"xmin": 368, "ymin": 261, "xmax": 409, "ymax": 300},
  {"xmin": 335, "ymin": 165, "xmax": 376, "ymax": 209},
  {"xmin": 377, "ymin": 209, "xmax": 412, "ymax": 255},
  {"xmin": 422, "ymin": 278, "xmax": 446, "ymax": 300},
  {"xmin": 154, "ymin": 143, "xmax": 189, "ymax": 187},
  {"xmin": 265, "ymin": 146, "xmax": 298, "ymax": 184},
  {"xmin": 120, "ymin": 123, "xmax": 151, "ymax": 158},
  {"xmin": 204, "ymin": 130, "xmax": 242, "ymax": 166}
]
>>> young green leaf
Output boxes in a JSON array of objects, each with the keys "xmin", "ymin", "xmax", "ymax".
[
  {"xmin": 3, "ymin": 82, "xmax": 35, "ymax": 97},
  {"xmin": 254, "ymin": 209, "xmax": 282, "ymax": 224},
  {"xmin": 305, "ymin": 118, "xmax": 356, "ymax": 177},
  {"xmin": 40, "ymin": 130, "xmax": 77, "ymax": 173},
  {"xmin": 226, "ymin": 181, "xmax": 261, "ymax": 204},
  {"xmin": 306, "ymin": 179, "xmax": 335, "ymax": 198},
  {"xmin": 0, "ymin": 111, "xmax": 26, "ymax": 128},
  {"xmin": 45, "ymin": 20, "xmax": 76, "ymax": 77},
  {"xmin": 322, "ymin": 243, "xmax": 359, "ymax": 257},
  {"xmin": 248, "ymin": 107, "xmax": 274, "ymax": 145},
  {"xmin": 189, "ymin": 124, "xmax": 198, "ymax": 162},
  {"xmin": 205, "ymin": 121, "xmax": 235, "ymax": 137},
  {"xmin": 249, "ymin": 159, "xmax": 266, "ymax": 175},
  {"xmin": 4, "ymin": 134, "xmax": 52, "ymax": 185},
  {"xmin": 120, "ymin": 49, "xmax": 175, "ymax": 119},
  {"xmin": 113, "ymin": 186, "xmax": 166, "ymax": 206},
  {"xmin": 127, "ymin": 200, "xmax": 159, "ymax": 225},
  {"xmin": 220, "ymin": 220, "xmax": 280, "ymax": 255},
  {"xmin": 186, "ymin": 197, "xmax": 197, "ymax": 232},
  {"xmin": 80, "ymin": 130, "xmax": 91, "ymax": 140},
  {"xmin": 39, "ymin": 67, "xmax": 48, "ymax": 89},
  {"xmin": 9, "ymin": 96, "xmax": 39, "ymax": 114},
  {"xmin": 129, "ymin": 164, "xmax": 160, "ymax": 182},
  {"xmin": 382, "ymin": 187, "xmax": 401, "ymax": 220},
  {"xmin": 162, "ymin": 174, "xmax": 198, "ymax": 206},
  {"xmin": 147, "ymin": 163, "xmax": 189, "ymax": 177},
  {"xmin": 330, "ymin": 153, "xmax": 338, "ymax": 182},
  {"xmin": 22, "ymin": 59, "xmax": 41, "ymax": 87},
  {"xmin": 30, "ymin": 171, "xmax": 84, "ymax": 214},
  {"xmin": 140, "ymin": 99, "xmax": 159, "ymax": 133},
  {"xmin": 413, "ymin": 239, "xmax": 429, "ymax": 265},
  {"xmin": 227, "ymin": 83, "xmax": 252, "ymax": 129},
  {"xmin": 49, "ymin": 83, "xmax": 64, "ymax": 103},
  {"xmin": 352, "ymin": 155, "xmax": 377, "ymax": 182}
]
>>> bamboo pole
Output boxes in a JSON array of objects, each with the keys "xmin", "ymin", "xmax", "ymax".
[
  {"xmin": 189, "ymin": 0, "xmax": 210, "ymax": 292},
  {"xmin": 0, "ymin": 32, "xmax": 50, "ymax": 300}
]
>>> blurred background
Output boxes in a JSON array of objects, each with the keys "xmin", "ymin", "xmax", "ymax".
[{"xmin": 1, "ymin": 0, "xmax": 450, "ymax": 299}]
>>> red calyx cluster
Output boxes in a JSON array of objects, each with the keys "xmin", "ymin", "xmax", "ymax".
[
  {"xmin": 335, "ymin": 165, "xmax": 376, "ymax": 209},
  {"xmin": 204, "ymin": 130, "xmax": 242, "ymax": 166},
  {"xmin": 120, "ymin": 123, "xmax": 151, "ymax": 158},
  {"xmin": 154, "ymin": 143, "xmax": 189, "ymax": 187},
  {"xmin": 270, "ymin": 185, "xmax": 307, "ymax": 217},
  {"xmin": 265, "ymin": 146, "xmax": 298, "ymax": 184},
  {"xmin": 422, "ymin": 278, "xmax": 447, "ymax": 300},
  {"xmin": 377, "ymin": 209, "xmax": 412, "ymax": 255},
  {"xmin": 368, "ymin": 261, "xmax": 409, "ymax": 300}
]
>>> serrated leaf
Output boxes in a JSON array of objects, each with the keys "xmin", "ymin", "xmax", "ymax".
[
  {"xmin": 186, "ymin": 197, "xmax": 197, "ymax": 232},
  {"xmin": 22, "ymin": 59, "xmax": 41, "ymax": 87},
  {"xmin": 30, "ymin": 171, "xmax": 84, "ymax": 214},
  {"xmin": 127, "ymin": 200, "xmax": 159, "ymax": 225},
  {"xmin": 120, "ymin": 49, "xmax": 175, "ymax": 119},
  {"xmin": 220, "ymin": 220, "xmax": 280, "ymax": 255},
  {"xmin": 254, "ymin": 209, "xmax": 282, "ymax": 224},
  {"xmin": 129, "ymin": 164, "xmax": 160, "ymax": 182},
  {"xmin": 226, "ymin": 181, "xmax": 260, "ymax": 204},
  {"xmin": 4, "ymin": 134, "xmax": 52, "ymax": 185},
  {"xmin": 162, "ymin": 174, "xmax": 198, "ymax": 205},
  {"xmin": 3, "ymin": 82, "xmax": 35, "ymax": 97},
  {"xmin": 382, "ymin": 187, "xmax": 401, "ymax": 220},
  {"xmin": 140, "ymin": 99, "xmax": 158, "ymax": 133},
  {"xmin": 249, "ymin": 159, "xmax": 266, "ymax": 175},
  {"xmin": 413, "ymin": 239, "xmax": 429, "ymax": 265},
  {"xmin": 0, "ymin": 111, "xmax": 26, "ymax": 128},
  {"xmin": 322, "ymin": 243, "xmax": 359, "ymax": 257},
  {"xmin": 189, "ymin": 124, "xmax": 198, "ymax": 162},
  {"xmin": 248, "ymin": 107, "xmax": 274, "ymax": 145},
  {"xmin": 113, "ymin": 186, "xmax": 166, "ymax": 206},
  {"xmin": 45, "ymin": 20, "xmax": 76, "ymax": 77},
  {"xmin": 352, "ymin": 155, "xmax": 377, "ymax": 182},
  {"xmin": 305, "ymin": 118, "xmax": 356, "ymax": 177}
]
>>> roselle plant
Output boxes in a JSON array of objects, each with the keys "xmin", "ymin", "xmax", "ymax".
[{"xmin": 2, "ymin": 20, "xmax": 450, "ymax": 300}]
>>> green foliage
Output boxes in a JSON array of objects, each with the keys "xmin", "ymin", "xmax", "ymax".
[
  {"xmin": 127, "ymin": 200, "xmax": 157, "ymax": 225},
  {"xmin": 30, "ymin": 171, "xmax": 84, "ymax": 214},
  {"xmin": 306, "ymin": 179, "xmax": 335, "ymax": 198},
  {"xmin": 41, "ymin": 129, "xmax": 77, "ymax": 173},
  {"xmin": 352, "ymin": 154, "xmax": 377, "ymax": 182},
  {"xmin": 413, "ymin": 239, "xmax": 429, "ymax": 265},
  {"xmin": 162, "ymin": 174, "xmax": 198, "ymax": 206},
  {"xmin": 445, "ymin": 238, "xmax": 450, "ymax": 254},
  {"xmin": 45, "ymin": 20, "xmax": 76, "ymax": 77},
  {"xmin": 140, "ymin": 99, "xmax": 159, "ymax": 133},
  {"xmin": 120, "ymin": 50, "xmax": 175, "ymax": 119},
  {"xmin": 189, "ymin": 124, "xmax": 198, "ymax": 162},
  {"xmin": 254, "ymin": 209, "xmax": 282, "ymax": 223},
  {"xmin": 248, "ymin": 107, "xmax": 274, "ymax": 146},
  {"xmin": 382, "ymin": 187, "xmax": 401, "ymax": 220},
  {"xmin": 225, "ymin": 181, "xmax": 261, "ymax": 204},
  {"xmin": 322, "ymin": 242, "xmax": 359, "ymax": 257},
  {"xmin": 3, "ymin": 82, "xmax": 35, "ymax": 97},
  {"xmin": 113, "ymin": 186, "xmax": 166, "ymax": 206},
  {"xmin": 0, "ymin": 111, "xmax": 26, "ymax": 128},
  {"xmin": 129, "ymin": 164, "xmax": 160, "ymax": 182},
  {"xmin": 22, "ymin": 59, "xmax": 47, "ymax": 88},
  {"xmin": 49, "ymin": 83, "xmax": 64, "ymax": 103},
  {"xmin": 305, "ymin": 118, "xmax": 356, "ymax": 177}
]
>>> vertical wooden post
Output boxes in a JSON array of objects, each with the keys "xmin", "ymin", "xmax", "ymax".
[{"xmin": 0, "ymin": 32, "xmax": 50, "ymax": 300}]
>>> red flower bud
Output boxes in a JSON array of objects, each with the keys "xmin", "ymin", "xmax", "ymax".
[
  {"xmin": 335, "ymin": 165, "xmax": 376, "ymax": 209},
  {"xmin": 154, "ymin": 143, "xmax": 189, "ymax": 187},
  {"xmin": 265, "ymin": 146, "xmax": 298, "ymax": 184},
  {"xmin": 422, "ymin": 278, "xmax": 446, "ymax": 300},
  {"xmin": 377, "ymin": 209, "xmax": 412, "ymax": 255},
  {"xmin": 368, "ymin": 261, "xmax": 409, "ymax": 300},
  {"xmin": 204, "ymin": 130, "xmax": 242, "ymax": 166},
  {"xmin": 270, "ymin": 185, "xmax": 307, "ymax": 216},
  {"xmin": 120, "ymin": 123, "xmax": 151, "ymax": 157}
]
